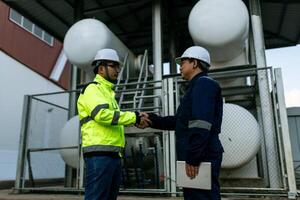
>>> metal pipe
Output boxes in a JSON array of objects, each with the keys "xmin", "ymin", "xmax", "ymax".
[
  {"xmin": 162, "ymin": 79, "xmax": 170, "ymax": 192},
  {"xmin": 15, "ymin": 95, "xmax": 31, "ymax": 192},
  {"xmin": 68, "ymin": 65, "xmax": 77, "ymax": 119},
  {"xmin": 274, "ymin": 68, "xmax": 297, "ymax": 199},
  {"xmin": 167, "ymin": 78, "xmax": 177, "ymax": 195},
  {"xmin": 271, "ymin": 69, "xmax": 287, "ymax": 190},
  {"xmin": 31, "ymin": 96, "xmax": 68, "ymax": 111},
  {"xmin": 167, "ymin": 0, "xmax": 177, "ymax": 74},
  {"xmin": 65, "ymin": 1, "xmax": 83, "ymax": 187},
  {"xmin": 152, "ymin": 0, "xmax": 162, "ymax": 113},
  {"xmin": 249, "ymin": 0, "xmax": 281, "ymax": 188}
]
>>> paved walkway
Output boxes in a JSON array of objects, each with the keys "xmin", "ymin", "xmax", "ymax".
[
  {"xmin": 0, "ymin": 189, "xmax": 181, "ymax": 200},
  {"xmin": 0, "ymin": 189, "xmax": 299, "ymax": 200}
]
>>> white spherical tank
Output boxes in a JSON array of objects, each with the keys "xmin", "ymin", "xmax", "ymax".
[
  {"xmin": 188, "ymin": 0, "xmax": 249, "ymax": 62},
  {"xmin": 59, "ymin": 116, "xmax": 80, "ymax": 169},
  {"xmin": 63, "ymin": 19, "xmax": 136, "ymax": 73},
  {"xmin": 220, "ymin": 104, "xmax": 261, "ymax": 169}
]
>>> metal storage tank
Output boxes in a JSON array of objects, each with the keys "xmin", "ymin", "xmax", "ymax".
[
  {"xmin": 64, "ymin": 19, "xmax": 139, "ymax": 76},
  {"xmin": 188, "ymin": 0, "xmax": 249, "ymax": 65},
  {"xmin": 59, "ymin": 103, "xmax": 261, "ymax": 170}
]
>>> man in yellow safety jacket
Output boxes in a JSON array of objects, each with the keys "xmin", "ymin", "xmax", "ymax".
[{"xmin": 77, "ymin": 48, "xmax": 145, "ymax": 200}]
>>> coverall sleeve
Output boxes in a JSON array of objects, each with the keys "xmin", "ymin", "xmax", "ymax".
[
  {"xmin": 148, "ymin": 113, "xmax": 176, "ymax": 130},
  {"xmin": 81, "ymin": 84, "xmax": 136, "ymax": 126},
  {"xmin": 185, "ymin": 78, "xmax": 220, "ymax": 166}
]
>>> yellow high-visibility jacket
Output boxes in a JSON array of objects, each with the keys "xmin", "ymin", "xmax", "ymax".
[{"xmin": 77, "ymin": 74, "xmax": 136, "ymax": 154}]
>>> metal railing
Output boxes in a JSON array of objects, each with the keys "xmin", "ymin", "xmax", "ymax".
[{"xmin": 14, "ymin": 66, "xmax": 297, "ymax": 198}]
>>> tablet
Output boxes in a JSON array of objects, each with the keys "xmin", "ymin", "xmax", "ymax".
[{"xmin": 176, "ymin": 161, "xmax": 211, "ymax": 190}]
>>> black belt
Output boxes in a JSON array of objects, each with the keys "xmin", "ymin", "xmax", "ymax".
[{"xmin": 83, "ymin": 151, "xmax": 120, "ymax": 158}]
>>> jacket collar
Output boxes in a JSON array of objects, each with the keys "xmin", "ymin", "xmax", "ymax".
[
  {"xmin": 94, "ymin": 74, "xmax": 115, "ymax": 90},
  {"xmin": 189, "ymin": 71, "xmax": 208, "ymax": 87}
]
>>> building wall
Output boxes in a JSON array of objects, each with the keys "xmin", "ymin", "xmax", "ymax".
[
  {"xmin": 0, "ymin": 1, "xmax": 70, "ymax": 89},
  {"xmin": 287, "ymin": 107, "xmax": 300, "ymax": 167},
  {"xmin": 0, "ymin": 51, "xmax": 69, "ymax": 180},
  {"xmin": 0, "ymin": 1, "xmax": 74, "ymax": 182}
]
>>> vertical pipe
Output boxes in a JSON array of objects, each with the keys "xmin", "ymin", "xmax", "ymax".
[
  {"xmin": 15, "ymin": 95, "xmax": 31, "ymax": 192},
  {"xmin": 167, "ymin": 0, "xmax": 177, "ymax": 74},
  {"xmin": 168, "ymin": 78, "xmax": 177, "ymax": 196},
  {"xmin": 152, "ymin": 0, "xmax": 162, "ymax": 112},
  {"xmin": 68, "ymin": 65, "xmax": 78, "ymax": 119},
  {"xmin": 249, "ymin": 0, "xmax": 281, "ymax": 188},
  {"xmin": 69, "ymin": 0, "xmax": 83, "ymax": 118},
  {"xmin": 274, "ymin": 68, "xmax": 297, "ymax": 199},
  {"xmin": 271, "ymin": 70, "xmax": 287, "ymax": 190},
  {"xmin": 162, "ymin": 79, "xmax": 170, "ymax": 192},
  {"xmin": 65, "ymin": 0, "xmax": 83, "ymax": 188},
  {"xmin": 69, "ymin": 0, "xmax": 82, "ymax": 119},
  {"xmin": 65, "ymin": 66, "xmax": 78, "ymax": 188},
  {"xmin": 169, "ymin": 40, "xmax": 177, "ymax": 74},
  {"xmin": 249, "ymin": 24, "xmax": 269, "ymax": 186},
  {"xmin": 154, "ymin": 142, "xmax": 160, "ymax": 188}
]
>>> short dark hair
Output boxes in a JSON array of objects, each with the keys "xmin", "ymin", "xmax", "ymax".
[
  {"xmin": 182, "ymin": 58, "xmax": 209, "ymax": 72},
  {"xmin": 199, "ymin": 61, "xmax": 209, "ymax": 72},
  {"xmin": 93, "ymin": 60, "xmax": 106, "ymax": 74},
  {"xmin": 93, "ymin": 60, "xmax": 120, "ymax": 74}
]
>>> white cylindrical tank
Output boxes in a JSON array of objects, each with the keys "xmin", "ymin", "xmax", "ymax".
[
  {"xmin": 59, "ymin": 116, "xmax": 80, "ymax": 169},
  {"xmin": 188, "ymin": 0, "xmax": 249, "ymax": 62},
  {"xmin": 63, "ymin": 19, "xmax": 138, "ymax": 75},
  {"xmin": 220, "ymin": 104, "xmax": 261, "ymax": 169}
]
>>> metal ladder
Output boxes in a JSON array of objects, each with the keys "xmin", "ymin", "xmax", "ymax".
[{"xmin": 115, "ymin": 50, "xmax": 162, "ymax": 114}]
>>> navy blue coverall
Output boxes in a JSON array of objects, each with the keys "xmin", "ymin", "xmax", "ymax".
[{"xmin": 149, "ymin": 72, "xmax": 224, "ymax": 200}]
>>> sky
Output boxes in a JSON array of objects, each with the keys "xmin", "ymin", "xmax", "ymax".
[{"xmin": 266, "ymin": 44, "xmax": 300, "ymax": 108}]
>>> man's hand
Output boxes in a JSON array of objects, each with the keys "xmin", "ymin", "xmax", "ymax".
[
  {"xmin": 185, "ymin": 163, "xmax": 199, "ymax": 179},
  {"xmin": 135, "ymin": 112, "xmax": 152, "ymax": 129}
]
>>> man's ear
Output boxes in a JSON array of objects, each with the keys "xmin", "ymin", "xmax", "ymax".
[
  {"xmin": 98, "ymin": 65, "xmax": 105, "ymax": 75},
  {"xmin": 193, "ymin": 60, "xmax": 197, "ymax": 69}
]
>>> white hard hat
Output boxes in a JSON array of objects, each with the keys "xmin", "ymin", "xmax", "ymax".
[
  {"xmin": 175, "ymin": 46, "xmax": 211, "ymax": 67},
  {"xmin": 92, "ymin": 48, "xmax": 122, "ymax": 66}
]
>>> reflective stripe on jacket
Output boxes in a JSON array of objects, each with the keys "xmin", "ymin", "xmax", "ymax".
[{"xmin": 77, "ymin": 74, "xmax": 136, "ymax": 154}]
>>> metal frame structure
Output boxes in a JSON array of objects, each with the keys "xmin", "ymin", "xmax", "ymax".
[
  {"xmin": 11, "ymin": 0, "xmax": 298, "ymax": 198},
  {"xmin": 14, "ymin": 66, "xmax": 297, "ymax": 198}
]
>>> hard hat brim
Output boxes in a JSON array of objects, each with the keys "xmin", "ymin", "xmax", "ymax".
[
  {"xmin": 174, "ymin": 56, "xmax": 210, "ymax": 67},
  {"xmin": 91, "ymin": 59, "xmax": 123, "ymax": 66}
]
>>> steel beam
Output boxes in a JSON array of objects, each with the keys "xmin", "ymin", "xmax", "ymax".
[
  {"xmin": 250, "ymin": 0, "xmax": 281, "ymax": 188},
  {"xmin": 152, "ymin": 0, "xmax": 163, "ymax": 113},
  {"xmin": 274, "ymin": 68, "xmax": 297, "ymax": 199}
]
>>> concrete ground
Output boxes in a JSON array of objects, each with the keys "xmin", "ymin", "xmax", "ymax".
[
  {"xmin": 0, "ymin": 189, "xmax": 299, "ymax": 200},
  {"xmin": 0, "ymin": 189, "xmax": 180, "ymax": 200}
]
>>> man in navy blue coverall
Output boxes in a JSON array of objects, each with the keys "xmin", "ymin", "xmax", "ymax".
[{"xmin": 142, "ymin": 46, "xmax": 224, "ymax": 200}]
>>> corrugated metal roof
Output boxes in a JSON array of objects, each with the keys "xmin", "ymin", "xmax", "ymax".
[
  {"xmin": 261, "ymin": 0, "xmax": 300, "ymax": 48},
  {"xmin": 2, "ymin": 0, "xmax": 300, "ymax": 61}
]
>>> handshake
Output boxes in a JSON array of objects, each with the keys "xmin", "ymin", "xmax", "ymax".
[{"xmin": 134, "ymin": 112, "xmax": 152, "ymax": 129}]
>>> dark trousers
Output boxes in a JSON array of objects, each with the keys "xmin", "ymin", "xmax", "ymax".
[
  {"xmin": 183, "ymin": 152, "xmax": 223, "ymax": 200},
  {"xmin": 84, "ymin": 155, "xmax": 121, "ymax": 200}
]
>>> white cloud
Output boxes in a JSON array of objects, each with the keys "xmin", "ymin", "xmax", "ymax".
[{"xmin": 285, "ymin": 89, "xmax": 300, "ymax": 108}]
